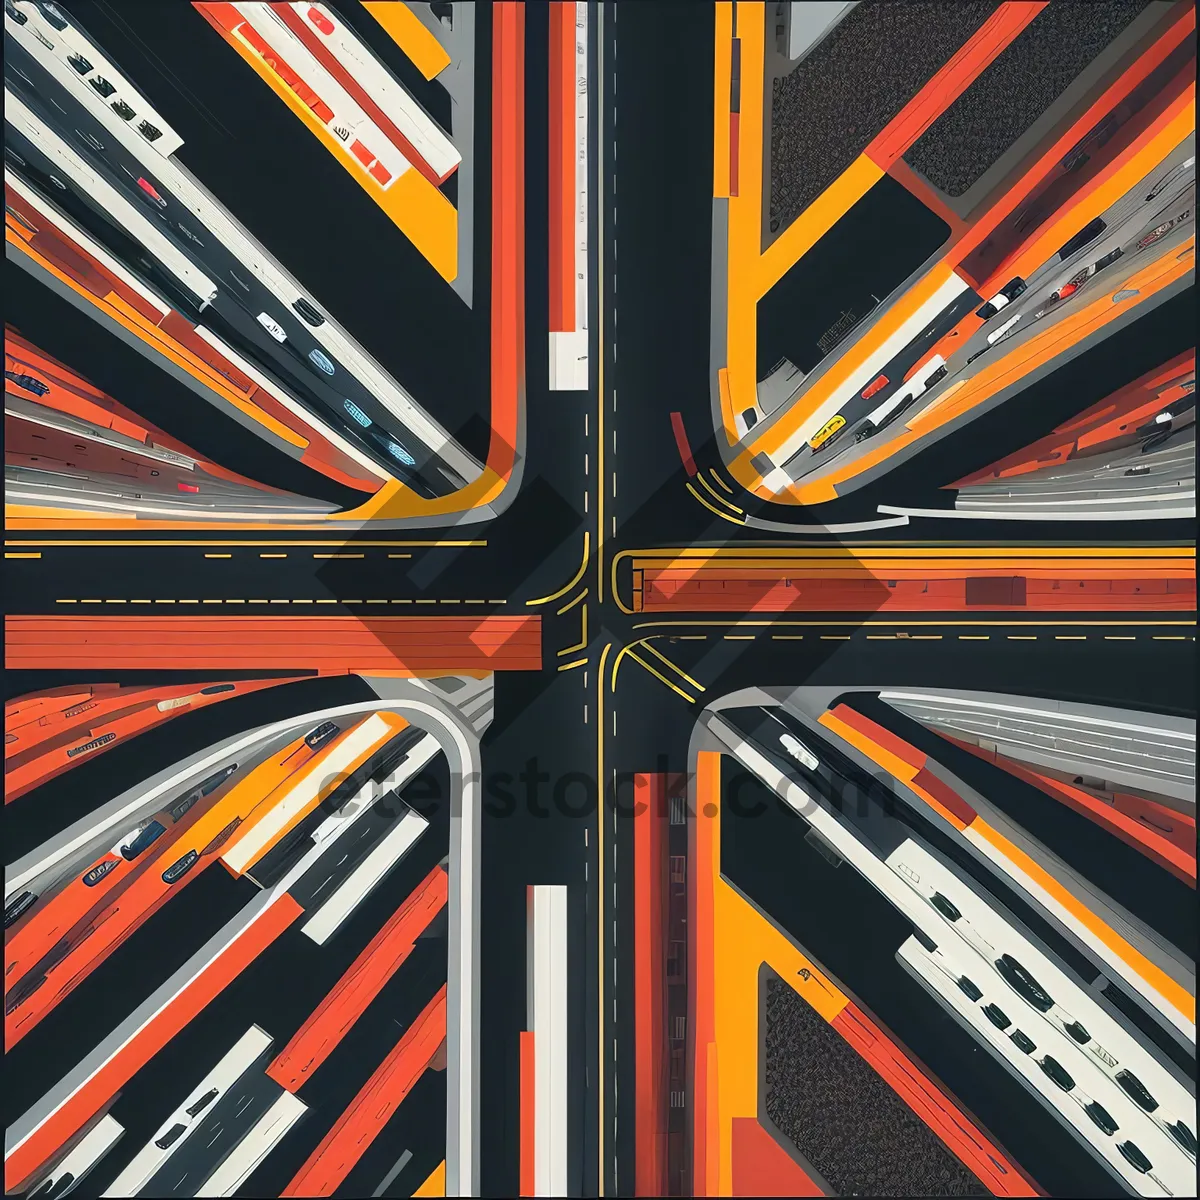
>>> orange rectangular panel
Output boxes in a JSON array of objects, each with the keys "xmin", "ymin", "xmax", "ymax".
[
  {"xmin": 282, "ymin": 984, "xmax": 448, "ymax": 1197},
  {"xmin": 267, "ymin": 866, "xmax": 448, "ymax": 1091}
]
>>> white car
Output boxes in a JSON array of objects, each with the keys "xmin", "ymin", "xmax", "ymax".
[
  {"xmin": 256, "ymin": 312, "xmax": 287, "ymax": 343},
  {"xmin": 779, "ymin": 733, "xmax": 819, "ymax": 771}
]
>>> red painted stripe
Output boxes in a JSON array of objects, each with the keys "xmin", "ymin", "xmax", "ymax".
[
  {"xmin": 826, "ymin": 704, "xmax": 928, "ymax": 772},
  {"xmin": 282, "ymin": 984, "xmax": 448, "ymax": 1196},
  {"xmin": 731, "ymin": 1116, "xmax": 824, "ymax": 1196},
  {"xmin": 832, "ymin": 1003, "xmax": 1040, "ymax": 1196},
  {"xmin": 266, "ymin": 867, "xmax": 448, "ymax": 1091},
  {"xmin": 669, "ymin": 412, "xmax": 698, "ymax": 477},
  {"xmin": 866, "ymin": 3, "xmax": 1048, "ymax": 169},
  {"xmin": 519, "ymin": 1029, "xmax": 536, "ymax": 1196},
  {"xmin": 4, "ymin": 896, "xmax": 303, "ymax": 1194}
]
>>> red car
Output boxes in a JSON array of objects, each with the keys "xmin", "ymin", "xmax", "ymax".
[{"xmin": 136, "ymin": 177, "xmax": 167, "ymax": 209}]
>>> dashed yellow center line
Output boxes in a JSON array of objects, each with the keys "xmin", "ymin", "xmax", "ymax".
[
  {"xmin": 1105, "ymin": 635, "xmax": 1136, "ymax": 640},
  {"xmin": 724, "ymin": 635, "xmax": 755, "ymax": 641},
  {"xmin": 959, "ymin": 635, "xmax": 990, "ymax": 640},
  {"xmin": 260, "ymin": 553, "xmax": 287, "ymax": 559},
  {"xmin": 204, "ymin": 553, "xmax": 232, "ymax": 559},
  {"xmin": 1007, "ymin": 635, "xmax": 1037, "ymax": 640},
  {"xmin": 5, "ymin": 552, "xmax": 40, "ymax": 559},
  {"xmin": 387, "ymin": 553, "xmax": 413, "ymax": 559},
  {"xmin": 911, "ymin": 635, "xmax": 942, "ymax": 640},
  {"xmin": 1056, "ymin": 635, "xmax": 1087, "ymax": 640},
  {"xmin": 313, "ymin": 553, "xmax": 365, "ymax": 560},
  {"xmin": 1153, "ymin": 635, "xmax": 1188, "ymax": 640},
  {"xmin": 821, "ymin": 635, "xmax": 852, "ymax": 640}
]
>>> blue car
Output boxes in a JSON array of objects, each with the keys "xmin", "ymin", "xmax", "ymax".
[{"xmin": 307, "ymin": 348, "xmax": 335, "ymax": 376}]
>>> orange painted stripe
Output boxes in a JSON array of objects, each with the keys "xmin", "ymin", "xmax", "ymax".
[
  {"xmin": 866, "ymin": 2, "xmax": 1048, "ymax": 169},
  {"xmin": 361, "ymin": 1, "xmax": 451, "ymax": 81},
  {"xmin": 832, "ymin": 1003, "xmax": 1039, "ymax": 1196},
  {"xmin": 547, "ymin": 2, "xmax": 575, "ymax": 332},
  {"xmin": 282, "ymin": 984, "xmax": 448, "ymax": 1196},
  {"xmin": 267, "ymin": 867, "xmax": 447, "ymax": 1091},
  {"xmin": 634, "ymin": 774, "xmax": 667, "ymax": 1197},
  {"xmin": 3, "ymin": 895, "xmax": 303, "ymax": 1194},
  {"xmin": 819, "ymin": 711, "xmax": 970, "ymax": 832},
  {"xmin": 827, "ymin": 704, "xmax": 927, "ymax": 772},
  {"xmin": 519, "ymin": 1030, "xmax": 536, "ymax": 1197}
]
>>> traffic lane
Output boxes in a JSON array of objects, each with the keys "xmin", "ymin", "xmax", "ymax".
[
  {"xmin": 142, "ymin": 1067, "xmax": 284, "ymax": 1197},
  {"xmin": 607, "ymin": 0, "xmax": 715, "ymax": 546},
  {"xmin": 4, "ymin": 675, "xmax": 376, "ymax": 864},
  {"xmin": 88, "ymin": 847, "xmax": 452, "ymax": 1195},
  {"xmin": 285, "ymin": 755, "xmax": 452, "ymax": 912},
  {"xmin": 339, "ymin": 1066, "xmax": 447, "ymax": 1198},
  {"xmin": 241, "ymin": 942, "xmax": 447, "ymax": 1197},
  {"xmin": 478, "ymin": 670, "xmax": 593, "ymax": 1195},
  {"xmin": 1, "ymin": 258, "xmax": 364, "ymax": 512},
  {"xmin": 719, "ymin": 760, "xmax": 1124, "ymax": 1198},
  {"xmin": 1, "ymin": 863, "xmax": 257, "ymax": 1132},
  {"xmin": 631, "ymin": 620, "xmax": 1197, "ymax": 716},
  {"xmin": 60, "ymin": 0, "xmax": 492, "ymax": 465},
  {"xmin": 5, "ymin": 42, "xmax": 459, "ymax": 495}
]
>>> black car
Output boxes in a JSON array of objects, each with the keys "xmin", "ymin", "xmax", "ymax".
[
  {"xmin": 292, "ymin": 297, "xmax": 325, "ymax": 327},
  {"xmin": 185, "ymin": 1087, "xmax": 219, "ymax": 1117},
  {"xmin": 1117, "ymin": 1141, "xmax": 1153, "ymax": 1174},
  {"xmin": 4, "ymin": 890, "xmax": 37, "ymax": 929},
  {"xmin": 67, "ymin": 52, "xmax": 93, "ymax": 75},
  {"xmin": 994, "ymin": 954, "xmax": 1054, "ymax": 1012},
  {"xmin": 1010, "ymin": 1029, "xmax": 1037, "ymax": 1055},
  {"xmin": 1167, "ymin": 1119, "xmax": 1196, "ymax": 1155},
  {"xmin": 304, "ymin": 721, "xmax": 340, "ymax": 751},
  {"xmin": 982, "ymin": 1003, "xmax": 1011, "ymax": 1031},
  {"xmin": 88, "ymin": 76, "xmax": 116, "ymax": 99},
  {"xmin": 929, "ymin": 892, "xmax": 961, "ymax": 921},
  {"xmin": 201, "ymin": 683, "xmax": 236, "ymax": 695},
  {"xmin": 82, "ymin": 858, "xmax": 120, "ymax": 887},
  {"xmin": 1061, "ymin": 1017, "xmax": 1090, "ymax": 1044},
  {"xmin": 138, "ymin": 120, "xmax": 162, "ymax": 142},
  {"xmin": 1037, "ymin": 1055, "xmax": 1075, "ymax": 1092},
  {"xmin": 162, "ymin": 849, "xmax": 199, "ymax": 884},
  {"xmin": 4, "ymin": 370, "xmax": 50, "ymax": 396},
  {"xmin": 5, "ymin": 0, "xmax": 28, "ymax": 24},
  {"xmin": 1085, "ymin": 1101, "xmax": 1119, "ymax": 1136},
  {"xmin": 111, "ymin": 99, "xmax": 135, "ymax": 121},
  {"xmin": 1115, "ymin": 1069, "xmax": 1158, "ymax": 1113},
  {"xmin": 121, "ymin": 820, "xmax": 167, "ymax": 861},
  {"xmin": 154, "ymin": 1123, "xmax": 187, "ymax": 1151},
  {"xmin": 956, "ymin": 976, "xmax": 983, "ymax": 1002}
]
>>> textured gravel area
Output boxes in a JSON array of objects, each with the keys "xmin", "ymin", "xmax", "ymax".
[
  {"xmin": 768, "ymin": 0, "xmax": 997, "ymax": 231},
  {"xmin": 763, "ymin": 971, "xmax": 988, "ymax": 1197},
  {"xmin": 905, "ymin": 0, "xmax": 1152, "ymax": 197}
]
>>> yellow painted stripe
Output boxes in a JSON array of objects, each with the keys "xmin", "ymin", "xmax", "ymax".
[{"xmin": 363, "ymin": 2, "xmax": 452, "ymax": 80}]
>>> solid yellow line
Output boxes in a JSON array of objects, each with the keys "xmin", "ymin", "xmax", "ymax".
[
  {"xmin": 557, "ymin": 657, "xmax": 589, "ymax": 672},
  {"xmin": 626, "ymin": 650, "xmax": 697, "ymax": 703},
  {"xmin": 686, "ymin": 481, "xmax": 746, "ymax": 525},
  {"xmin": 620, "ymin": 545, "xmax": 1195, "ymax": 560},
  {"xmin": 709, "ymin": 468, "xmax": 735, "ymax": 494},
  {"xmin": 631, "ymin": 618, "xmax": 1192, "ymax": 630},
  {"xmin": 596, "ymin": 640, "xmax": 611, "ymax": 1198},
  {"xmin": 528, "ymin": 532, "xmax": 591, "ymax": 607},
  {"xmin": 557, "ymin": 587, "xmax": 589, "ymax": 616},
  {"xmin": 4, "ymin": 552, "xmax": 40, "ymax": 559},
  {"xmin": 642, "ymin": 640, "xmax": 706, "ymax": 693}
]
